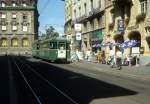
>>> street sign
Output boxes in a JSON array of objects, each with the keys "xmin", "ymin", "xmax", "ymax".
[
  {"xmin": 74, "ymin": 24, "xmax": 82, "ymax": 31},
  {"xmin": 76, "ymin": 32, "xmax": 81, "ymax": 40}
]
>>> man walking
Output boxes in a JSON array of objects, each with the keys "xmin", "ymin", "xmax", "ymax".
[{"xmin": 116, "ymin": 47, "xmax": 122, "ymax": 70}]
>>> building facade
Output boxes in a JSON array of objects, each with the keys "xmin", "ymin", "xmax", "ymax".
[
  {"xmin": 64, "ymin": 0, "xmax": 73, "ymax": 50},
  {"xmin": 71, "ymin": 0, "xmax": 105, "ymax": 53},
  {"xmin": 104, "ymin": 0, "xmax": 150, "ymax": 65},
  {"xmin": 65, "ymin": 0, "xmax": 150, "ymax": 64},
  {"xmin": 0, "ymin": 0, "xmax": 39, "ymax": 55}
]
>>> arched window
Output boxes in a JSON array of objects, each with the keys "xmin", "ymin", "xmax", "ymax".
[
  {"xmin": 22, "ymin": 38, "xmax": 29, "ymax": 47},
  {"xmin": 1, "ymin": 38, "xmax": 8, "ymax": 47},
  {"xmin": 11, "ymin": 38, "xmax": 19, "ymax": 47}
]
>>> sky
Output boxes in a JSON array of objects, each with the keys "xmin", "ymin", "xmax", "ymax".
[{"xmin": 37, "ymin": 0, "xmax": 65, "ymax": 36}]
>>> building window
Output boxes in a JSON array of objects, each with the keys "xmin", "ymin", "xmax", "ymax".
[
  {"xmin": 12, "ymin": 13, "xmax": 17, "ymax": 19},
  {"xmin": 1, "ymin": 13, "xmax": 6, "ymax": 19},
  {"xmin": 74, "ymin": 10, "xmax": 76, "ymax": 19},
  {"xmin": 90, "ymin": 20, "xmax": 94, "ymax": 30},
  {"xmin": 23, "ymin": 3, "xmax": 27, "ymax": 7},
  {"xmin": 23, "ymin": 15, "xmax": 27, "ymax": 20},
  {"xmin": 12, "ymin": 25, "xmax": 17, "ymax": 31},
  {"xmin": 23, "ymin": 26, "xmax": 28, "ymax": 32},
  {"xmin": 84, "ymin": 3, "xmax": 87, "ymax": 14},
  {"xmin": 12, "ymin": 3, "xmax": 16, "ymax": 7},
  {"xmin": 140, "ymin": 0, "xmax": 147, "ymax": 14},
  {"xmin": 84, "ymin": 22, "xmax": 87, "ymax": 32},
  {"xmin": 91, "ymin": 0, "xmax": 93, "ymax": 10},
  {"xmin": 79, "ymin": 7, "xmax": 81, "ymax": 17},
  {"xmin": 1, "ymin": 2, "xmax": 5, "ymax": 7},
  {"xmin": 1, "ymin": 38, "xmax": 8, "ymax": 47},
  {"xmin": 99, "ymin": 0, "xmax": 101, "ymax": 8},
  {"xmin": 11, "ymin": 38, "xmax": 19, "ymax": 47},
  {"xmin": 22, "ymin": 38, "xmax": 29, "ymax": 47},
  {"xmin": 1, "ymin": 25, "xmax": 7, "ymax": 31}
]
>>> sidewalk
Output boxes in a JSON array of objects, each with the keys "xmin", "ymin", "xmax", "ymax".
[{"xmin": 72, "ymin": 59, "xmax": 150, "ymax": 81}]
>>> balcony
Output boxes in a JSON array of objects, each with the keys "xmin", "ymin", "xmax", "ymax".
[
  {"xmin": 76, "ymin": 14, "xmax": 88, "ymax": 23},
  {"xmin": 89, "ymin": 8, "xmax": 104, "ymax": 17}
]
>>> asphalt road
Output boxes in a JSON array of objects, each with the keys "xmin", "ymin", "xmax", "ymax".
[{"xmin": 0, "ymin": 56, "xmax": 150, "ymax": 104}]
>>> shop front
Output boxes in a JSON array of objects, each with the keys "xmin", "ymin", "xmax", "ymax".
[{"xmin": 90, "ymin": 30, "xmax": 104, "ymax": 52}]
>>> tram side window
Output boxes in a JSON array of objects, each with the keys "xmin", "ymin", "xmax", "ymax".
[{"xmin": 50, "ymin": 42, "xmax": 57, "ymax": 49}]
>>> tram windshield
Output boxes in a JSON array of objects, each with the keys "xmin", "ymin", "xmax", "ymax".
[{"xmin": 58, "ymin": 42, "xmax": 66, "ymax": 50}]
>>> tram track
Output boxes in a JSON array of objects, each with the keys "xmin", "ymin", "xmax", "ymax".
[
  {"xmin": 11, "ymin": 56, "xmax": 79, "ymax": 104},
  {"xmin": 9, "ymin": 56, "xmax": 42, "ymax": 104}
]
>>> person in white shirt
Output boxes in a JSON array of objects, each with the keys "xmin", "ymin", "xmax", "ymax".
[{"xmin": 108, "ymin": 47, "xmax": 115, "ymax": 67}]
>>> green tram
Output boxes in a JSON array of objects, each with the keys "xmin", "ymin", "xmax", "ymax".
[{"xmin": 32, "ymin": 38, "xmax": 71, "ymax": 62}]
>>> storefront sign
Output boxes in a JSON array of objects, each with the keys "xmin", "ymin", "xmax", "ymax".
[{"xmin": 118, "ymin": 19, "xmax": 124, "ymax": 32}]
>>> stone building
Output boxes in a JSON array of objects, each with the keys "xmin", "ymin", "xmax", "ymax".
[
  {"xmin": 71, "ymin": 0, "xmax": 105, "ymax": 53},
  {"xmin": 0, "ymin": 0, "xmax": 39, "ymax": 55},
  {"xmin": 64, "ymin": 0, "xmax": 73, "ymax": 50},
  {"xmin": 106, "ymin": 0, "xmax": 150, "ymax": 65}
]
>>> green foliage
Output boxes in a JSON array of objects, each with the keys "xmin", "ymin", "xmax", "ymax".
[{"xmin": 45, "ymin": 26, "xmax": 59, "ymax": 39}]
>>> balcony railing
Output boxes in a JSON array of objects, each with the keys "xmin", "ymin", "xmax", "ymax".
[{"xmin": 89, "ymin": 8, "xmax": 104, "ymax": 17}]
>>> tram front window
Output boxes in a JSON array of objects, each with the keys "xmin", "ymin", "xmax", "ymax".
[{"xmin": 59, "ymin": 42, "xmax": 66, "ymax": 50}]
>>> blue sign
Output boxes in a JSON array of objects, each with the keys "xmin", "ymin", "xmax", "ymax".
[{"xmin": 118, "ymin": 20, "xmax": 124, "ymax": 32}]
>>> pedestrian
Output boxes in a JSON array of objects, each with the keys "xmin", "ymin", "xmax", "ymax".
[
  {"xmin": 97, "ymin": 50, "xmax": 102, "ymax": 63},
  {"xmin": 86, "ymin": 49, "xmax": 91, "ymax": 61},
  {"xmin": 116, "ymin": 47, "xmax": 122, "ymax": 70},
  {"xmin": 108, "ymin": 47, "xmax": 115, "ymax": 67},
  {"xmin": 75, "ymin": 49, "xmax": 80, "ymax": 62},
  {"xmin": 101, "ymin": 51, "xmax": 106, "ymax": 64}
]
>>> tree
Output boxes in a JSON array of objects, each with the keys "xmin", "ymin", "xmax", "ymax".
[{"xmin": 45, "ymin": 26, "xmax": 59, "ymax": 39}]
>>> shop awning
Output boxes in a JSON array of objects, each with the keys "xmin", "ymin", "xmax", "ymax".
[{"xmin": 120, "ymin": 40, "xmax": 139, "ymax": 49}]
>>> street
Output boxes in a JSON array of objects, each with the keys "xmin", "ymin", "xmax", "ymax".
[{"xmin": 0, "ymin": 56, "xmax": 150, "ymax": 104}]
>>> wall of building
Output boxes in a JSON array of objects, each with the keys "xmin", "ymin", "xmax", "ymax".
[{"xmin": 0, "ymin": 0, "xmax": 38, "ymax": 55}]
